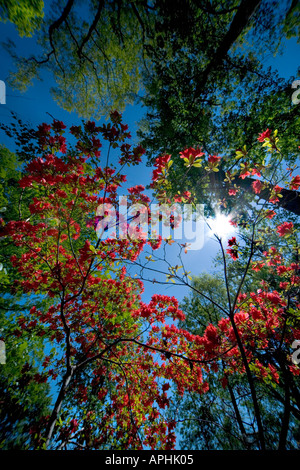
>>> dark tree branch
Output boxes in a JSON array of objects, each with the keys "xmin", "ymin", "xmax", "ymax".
[
  {"xmin": 226, "ymin": 376, "xmax": 249, "ymax": 447},
  {"xmin": 278, "ymin": 358, "xmax": 291, "ymax": 450},
  {"xmin": 77, "ymin": 0, "xmax": 104, "ymax": 58},
  {"xmin": 194, "ymin": 0, "xmax": 262, "ymax": 98},
  {"xmin": 48, "ymin": 0, "xmax": 75, "ymax": 46}
]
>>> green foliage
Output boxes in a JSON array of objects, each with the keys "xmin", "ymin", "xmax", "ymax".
[
  {"xmin": 137, "ymin": 1, "xmax": 300, "ymax": 219},
  {"xmin": 0, "ymin": 311, "xmax": 52, "ymax": 449},
  {"xmin": 0, "ymin": 143, "xmax": 54, "ymax": 449},
  {"xmin": 0, "ymin": 0, "xmax": 44, "ymax": 37},
  {"xmin": 180, "ymin": 273, "xmax": 228, "ymax": 336},
  {"xmin": 2, "ymin": 0, "xmax": 299, "ymax": 126},
  {"xmin": 2, "ymin": 0, "xmax": 155, "ymax": 118}
]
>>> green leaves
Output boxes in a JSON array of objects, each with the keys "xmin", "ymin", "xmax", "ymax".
[{"xmin": 0, "ymin": 0, "xmax": 44, "ymax": 37}]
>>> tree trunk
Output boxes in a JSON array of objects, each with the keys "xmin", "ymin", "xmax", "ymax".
[
  {"xmin": 229, "ymin": 314, "xmax": 266, "ymax": 450},
  {"xmin": 215, "ymin": 168, "xmax": 300, "ymax": 217},
  {"xmin": 45, "ymin": 368, "xmax": 74, "ymax": 449}
]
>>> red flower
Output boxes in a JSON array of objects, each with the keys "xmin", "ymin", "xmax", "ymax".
[
  {"xmin": 251, "ymin": 261, "xmax": 265, "ymax": 272},
  {"xmin": 182, "ymin": 190, "xmax": 192, "ymax": 201},
  {"xmin": 204, "ymin": 323, "xmax": 219, "ymax": 347},
  {"xmin": 154, "ymin": 154, "xmax": 171, "ymax": 168},
  {"xmin": 252, "ymin": 180, "xmax": 263, "ymax": 194},
  {"xmin": 239, "ymin": 170, "xmax": 251, "ymax": 179},
  {"xmin": 84, "ymin": 120, "xmax": 100, "ymax": 134},
  {"xmin": 228, "ymin": 188, "xmax": 238, "ymax": 196},
  {"xmin": 52, "ymin": 120, "xmax": 66, "ymax": 132},
  {"xmin": 110, "ymin": 110, "xmax": 122, "ymax": 123},
  {"xmin": 269, "ymin": 185, "xmax": 282, "ymax": 204},
  {"xmin": 228, "ymin": 237, "xmax": 237, "ymax": 246},
  {"xmin": 221, "ymin": 376, "xmax": 228, "ymax": 389},
  {"xmin": 208, "ymin": 155, "xmax": 221, "ymax": 164},
  {"xmin": 257, "ymin": 129, "xmax": 271, "ymax": 142},
  {"xmin": 179, "ymin": 147, "xmax": 204, "ymax": 167},
  {"xmin": 151, "ymin": 154, "xmax": 172, "ymax": 182},
  {"xmin": 266, "ymin": 210, "xmax": 276, "ymax": 219},
  {"xmin": 37, "ymin": 123, "xmax": 51, "ymax": 134},
  {"xmin": 127, "ymin": 185, "xmax": 145, "ymax": 195},
  {"xmin": 276, "ymin": 221, "xmax": 293, "ymax": 237},
  {"xmin": 179, "ymin": 147, "xmax": 204, "ymax": 160},
  {"xmin": 227, "ymin": 248, "xmax": 238, "ymax": 260},
  {"xmin": 69, "ymin": 419, "xmax": 79, "ymax": 433},
  {"xmin": 290, "ymin": 175, "xmax": 300, "ymax": 190},
  {"xmin": 70, "ymin": 125, "xmax": 81, "ymax": 136},
  {"xmin": 227, "ymin": 237, "xmax": 238, "ymax": 260},
  {"xmin": 229, "ymin": 219, "xmax": 238, "ymax": 227},
  {"xmin": 252, "ymin": 168, "xmax": 262, "ymax": 177}
]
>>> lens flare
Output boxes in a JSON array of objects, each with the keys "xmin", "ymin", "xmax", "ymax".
[{"xmin": 208, "ymin": 212, "xmax": 235, "ymax": 239}]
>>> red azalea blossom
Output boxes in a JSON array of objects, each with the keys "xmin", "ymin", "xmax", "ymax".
[
  {"xmin": 252, "ymin": 261, "xmax": 265, "ymax": 272},
  {"xmin": 228, "ymin": 236, "xmax": 237, "ymax": 246},
  {"xmin": 252, "ymin": 180, "xmax": 263, "ymax": 194},
  {"xmin": 266, "ymin": 210, "xmax": 276, "ymax": 219},
  {"xmin": 151, "ymin": 154, "xmax": 172, "ymax": 182},
  {"xmin": 208, "ymin": 155, "xmax": 221, "ymax": 164},
  {"xmin": 290, "ymin": 175, "xmax": 300, "ymax": 190},
  {"xmin": 5, "ymin": 112, "xmax": 300, "ymax": 451},
  {"xmin": 227, "ymin": 237, "xmax": 238, "ymax": 260},
  {"xmin": 37, "ymin": 122, "xmax": 51, "ymax": 134},
  {"xmin": 227, "ymin": 248, "xmax": 238, "ymax": 260},
  {"xmin": 257, "ymin": 128, "xmax": 272, "ymax": 142},
  {"xmin": 276, "ymin": 221, "xmax": 294, "ymax": 236},
  {"xmin": 252, "ymin": 168, "xmax": 262, "ymax": 177},
  {"xmin": 228, "ymin": 188, "xmax": 238, "ymax": 196},
  {"xmin": 52, "ymin": 120, "xmax": 67, "ymax": 132},
  {"xmin": 70, "ymin": 125, "xmax": 82, "ymax": 136},
  {"xmin": 179, "ymin": 147, "xmax": 204, "ymax": 160},
  {"xmin": 269, "ymin": 185, "xmax": 282, "ymax": 204},
  {"xmin": 239, "ymin": 170, "xmax": 251, "ymax": 179},
  {"xmin": 229, "ymin": 219, "xmax": 238, "ymax": 227}
]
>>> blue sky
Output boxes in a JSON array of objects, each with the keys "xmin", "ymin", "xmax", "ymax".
[{"xmin": 0, "ymin": 19, "xmax": 299, "ymax": 307}]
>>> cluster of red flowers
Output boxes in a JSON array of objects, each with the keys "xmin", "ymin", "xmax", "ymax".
[
  {"xmin": 226, "ymin": 236, "xmax": 239, "ymax": 260},
  {"xmin": 257, "ymin": 128, "xmax": 272, "ymax": 142},
  {"xmin": 5, "ymin": 118, "xmax": 300, "ymax": 450},
  {"xmin": 276, "ymin": 221, "xmax": 294, "ymax": 237},
  {"xmin": 151, "ymin": 154, "xmax": 172, "ymax": 183}
]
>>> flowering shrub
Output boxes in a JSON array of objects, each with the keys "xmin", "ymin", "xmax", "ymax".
[{"xmin": 2, "ymin": 119, "xmax": 300, "ymax": 450}]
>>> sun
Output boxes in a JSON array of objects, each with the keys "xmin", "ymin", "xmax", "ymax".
[{"xmin": 207, "ymin": 212, "xmax": 235, "ymax": 239}]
